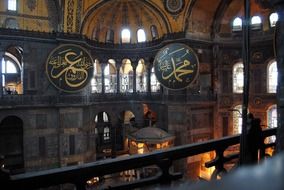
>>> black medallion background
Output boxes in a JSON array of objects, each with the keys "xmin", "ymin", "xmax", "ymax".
[
  {"xmin": 154, "ymin": 43, "xmax": 199, "ymax": 90},
  {"xmin": 46, "ymin": 44, "xmax": 94, "ymax": 92}
]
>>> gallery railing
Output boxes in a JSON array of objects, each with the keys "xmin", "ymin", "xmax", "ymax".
[
  {"xmin": 2, "ymin": 127, "xmax": 276, "ymax": 190},
  {"xmin": 0, "ymin": 93, "xmax": 216, "ymax": 107}
]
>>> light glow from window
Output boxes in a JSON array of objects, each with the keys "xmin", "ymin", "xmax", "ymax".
[
  {"xmin": 232, "ymin": 17, "xmax": 242, "ymax": 31},
  {"xmin": 121, "ymin": 28, "xmax": 131, "ymax": 43},
  {"xmin": 251, "ymin": 16, "xmax": 262, "ymax": 25},
  {"xmin": 268, "ymin": 61, "xmax": 278, "ymax": 93},
  {"xmin": 233, "ymin": 63, "xmax": 244, "ymax": 93},
  {"xmin": 137, "ymin": 29, "xmax": 146, "ymax": 42},
  {"xmin": 270, "ymin": 12, "xmax": 278, "ymax": 27},
  {"xmin": 2, "ymin": 59, "xmax": 17, "ymax": 73},
  {"xmin": 8, "ymin": 0, "xmax": 17, "ymax": 11}
]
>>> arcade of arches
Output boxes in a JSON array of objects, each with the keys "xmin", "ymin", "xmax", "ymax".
[{"xmin": 0, "ymin": 0, "xmax": 283, "ymax": 181}]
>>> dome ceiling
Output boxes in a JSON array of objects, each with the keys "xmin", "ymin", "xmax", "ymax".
[
  {"xmin": 0, "ymin": 0, "xmax": 274, "ymax": 41},
  {"xmin": 81, "ymin": 0, "xmax": 171, "ymax": 44}
]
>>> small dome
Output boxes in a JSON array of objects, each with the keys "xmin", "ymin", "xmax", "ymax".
[{"xmin": 128, "ymin": 127, "xmax": 175, "ymax": 143}]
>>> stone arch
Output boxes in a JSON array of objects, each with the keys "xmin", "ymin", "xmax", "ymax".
[{"xmin": 0, "ymin": 116, "xmax": 24, "ymax": 174}]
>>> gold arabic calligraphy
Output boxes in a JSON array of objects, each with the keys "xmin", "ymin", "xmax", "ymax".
[
  {"xmin": 48, "ymin": 49, "xmax": 92, "ymax": 88},
  {"xmin": 158, "ymin": 48, "xmax": 194, "ymax": 82}
]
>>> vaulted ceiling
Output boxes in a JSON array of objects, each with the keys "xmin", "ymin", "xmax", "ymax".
[
  {"xmin": 0, "ymin": 0, "xmax": 274, "ymax": 43},
  {"xmin": 79, "ymin": 0, "xmax": 273, "ymax": 43}
]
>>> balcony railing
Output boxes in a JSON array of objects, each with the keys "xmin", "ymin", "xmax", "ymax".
[
  {"xmin": 2, "ymin": 128, "xmax": 276, "ymax": 190},
  {"xmin": 0, "ymin": 93, "xmax": 216, "ymax": 107}
]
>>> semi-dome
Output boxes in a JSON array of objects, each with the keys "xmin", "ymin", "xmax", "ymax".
[{"xmin": 81, "ymin": 0, "xmax": 170, "ymax": 44}]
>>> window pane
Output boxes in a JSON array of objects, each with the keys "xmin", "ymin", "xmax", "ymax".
[
  {"xmin": 137, "ymin": 29, "xmax": 146, "ymax": 42},
  {"xmin": 151, "ymin": 67, "xmax": 160, "ymax": 92},
  {"xmin": 233, "ymin": 105, "xmax": 242, "ymax": 134},
  {"xmin": 151, "ymin": 25, "xmax": 158, "ymax": 39},
  {"xmin": 251, "ymin": 16, "xmax": 261, "ymax": 25},
  {"xmin": 233, "ymin": 63, "xmax": 244, "ymax": 93},
  {"xmin": 267, "ymin": 105, "xmax": 277, "ymax": 142},
  {"xmin": 2, "ymin": 60, "xmax": 17, "ymax": 73},
  {"xmin": 232, "ymin": 17, "xmax": 242, "ymax": 31},
  {"xmin": 8, "ymin": 0, "xmax": 17, "ymax": 11},
  {"xmin": 268, "ymin": 105, "xmax": 277, "ymax": 128},
  {"xmin": 268, "ymin": 61, "xmax": 278, "ymax": 93},
  {"xmin": 270, "ymin": 12, "xmax": 278, "ymax": 27},
  {"xmin": 121, "ymin": 29, "xmax": 131, "ymax": 43}
]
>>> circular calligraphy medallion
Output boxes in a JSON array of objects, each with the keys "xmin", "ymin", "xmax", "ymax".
[
  {"xmin": 46, "ymin": 44, "xmax": 94, "ymax": 92},
  {"xmin": 164, "ymin": 0, "xmax": 185, "ymax": 14},
  {"xmin": 153, "ymin": 43, "xmax": 199, "ymax": 90}
]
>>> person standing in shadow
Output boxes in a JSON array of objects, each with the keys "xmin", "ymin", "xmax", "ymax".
[
  {"xmin": 0, "ymin": 155, "xmax": 11, "ymax": 186},
  {"xmin": 247, "ymin": 118, "xmax": 262, "ymax": 164}
]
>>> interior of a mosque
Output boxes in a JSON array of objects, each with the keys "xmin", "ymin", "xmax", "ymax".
[{"xmin": 0, "ymin": 0, "xmax": 281, "ymax": 187}]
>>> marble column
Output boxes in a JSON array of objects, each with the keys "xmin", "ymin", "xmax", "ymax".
[
  {"xmin": 146, "ymin": 64, "xmax": 151, "ymax": 94},
  {"xmin": 131, "ymin": 61, "xmax": 137, "ymax": 93},
  {"xmin": 101, "ymin": 63, "xmax": 106, "ymax": 94},
  {"xmin": 116, "ymin": 60, "xmax": 121, "ymax": 93}
]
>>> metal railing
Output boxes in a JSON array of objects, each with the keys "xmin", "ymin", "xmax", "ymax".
[
  {"xmin": 2, "ymin": 128, "xmax": 276, "ymax": 190},
  {"xmin": 0, "ymin": 93, "xmax": 216, "ymax": 107}
]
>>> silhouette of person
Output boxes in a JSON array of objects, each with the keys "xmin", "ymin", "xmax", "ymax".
[
  {"xmin": 0, "ymin": 155, "xmax": 10, "ymax": 185},
  {"xmin": 247, "ymin": 118, "xmax": 262, "ymax": 164}
]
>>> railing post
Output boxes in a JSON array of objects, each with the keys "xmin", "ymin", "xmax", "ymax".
[
  {"xmin": 240, "ymin": 0, "xmax": 251, "ymax": 165},
  {"xmin": 206, "ymin": 147, "xmax": 227, "ymax": 180},
  {"xmin": 157, "ymin": 158, "xmax": 172, "ymax": 182},
  {"xmin": 259, "ymin": 133, "xmax": 266, "ymax": 159}
]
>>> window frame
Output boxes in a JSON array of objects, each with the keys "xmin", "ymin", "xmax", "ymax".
[
  {"xmin": 8, "ymin": 0, "xmax": 17, "ymax": 11},
  {"xmin": 233, "ymin": 62, "xmax": 244, "ymax": 93},
  {"xmin": 269, "ymin": 12, "xmax": 279, "ymax": 28},
  {"xmin": 121, "ymin": 28, "xmax": 131, "ymax": 44},
  {"xmin": 267, "ymin": 60, "xmax": 278, "ymax": 93},
  {"xmin": 137, "ymin": 28, "xmax": 146, "ymax": 43},
  {"xmin": 232, "ymin": 17, "xmax": 242, "ymax": 32}
]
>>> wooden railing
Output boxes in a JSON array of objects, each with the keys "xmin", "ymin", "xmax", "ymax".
[{"xmin": 2, "ymin": 128, "xmax": 276, "ymax": 190}]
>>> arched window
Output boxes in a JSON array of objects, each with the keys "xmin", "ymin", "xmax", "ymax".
[
  {"xmin": 269, "ymin": 12, "xmax": 278, "ymax": 27},
  {"xmin": 1, "ymin": 52, "xmax": 22, "ymax": 95},
  {"xmin": 106, "ymin": 29, "xmax": 114, "ymax": 43},
  {"xmin": 232, "ymin": 17, "xmax": 242, "ymax": 31},
  {"xmin": 104, "ymin": 59, "xmax": 117, "ymax": 93},
  {"xmin": 233, "ymin": 63, "xmax": 244, "ymax": 93},
  {"xmin": 92, "ymin": 28, "xmax": 100, "ymax": 41},
  {"xmin": 121, "ymin": 28, "xmax": 131, "ymax": 43},
  {"xmin": 151, "ymin": 67, "xmax": 160, "ymax": 92},
  {"xmin": 150, "ymin": 25, "xmax": 158, "ymax": 40},
  {"xmin": 267, "ymin": 105, "xmax": 277, "ymax": 128},
  {"xmin": 251, "ymin": 16, "xmax": 261, "ymax": 25},
  {"xmin": 251, "ymin": 16, "xmax": 262, "ymax": 30},
  {"xmin": 91, "ymin": 60, "xmax": 102, "ymax": 93},
  {"xmin": 95, "ymin": 112, "xmax": 110, "ymax": 123},
  {"xmin": 136, "ymin": 59, "xmax": 147, "ymax": 92},
  {"xmin": 120, "ymin": 59, "xmax": 133, "ymax": 93},
  {"xmin": 267, "ymin": 60, "xmax": 278, "ymax": 93},
  {"xmin": 137, "ymin": 29, "xmax": 146, "ymax": 42},
  {"xmin": 267, "ymin": 105, "xmax": 277, "ymax": 142},
  {"xmin": 8, "ymin": 0, "xmax": 17, "ymax": 11},
  {"xmin": 103, "ymin": 127, "xmax": 110, "ymax": 141},
  {"xmin": 233, "ymin": 105, "xmax": 243, "ymax": 134},
  {"xmin": 2, "ymin": 59, "xmax": 17, "ymax": 73}
]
